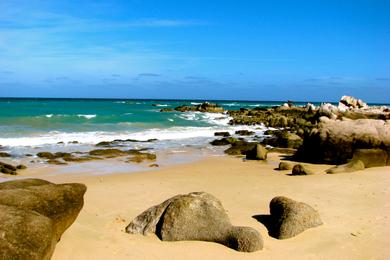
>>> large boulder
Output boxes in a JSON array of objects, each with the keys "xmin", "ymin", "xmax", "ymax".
[
  {"xmin": 0, "ymin": 179, "xmax": 86, "ymax": 259},
  {"xmin": 296, "ymin": 119, "xmax": 390, "ymax": 164},
  {"xmin": 126, "ymin": 192, "xmax": 263, "ymax": 252},
  {"xmin": 267, "ymin": 196, "xmax": 322, "ymax": 239},
  {"xmin": 246, "ymin": 144, "xmax": 268, "ymax": 160}
]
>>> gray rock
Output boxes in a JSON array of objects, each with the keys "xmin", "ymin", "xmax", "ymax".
[
  {"xmin": 292, "ymin": 164, "xmax": 313, "ymax": 175},
  {"xmin": 326, "ymin": 160, "xmax": 365, "ymax": 174},
  {"xmin": 0, "ymin": 178, "xmax": 86, "ymax": 259},
  {"xmin": 126, "ymin": 192, "xmax": 263, "ymax": 252},
  {"xmin": 268, "ymin": 196, "xmax": 323, "ymax": 239},
  {"xmin": 246, "ymin": 144, "xmax": 268, "ymax": 160}
]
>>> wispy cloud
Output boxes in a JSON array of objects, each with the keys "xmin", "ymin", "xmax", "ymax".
[{"xmin": 138, "ymin": 73, "xmax": 161, "ymax": 77}]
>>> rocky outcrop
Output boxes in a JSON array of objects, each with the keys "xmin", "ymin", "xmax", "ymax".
[
  {"xmin": 174, "ymin": 102, "xmax": 224, "ymax": 113},
  {"xmin": 0, "ymin": 179, "xmax": 86, "ymax": 259},
  {"xmin": 246, "ymin": 144, "xmax": 268, "ymax": 160},
  {"xmin": 296, "ymin": 119, "xmax": 390, "ymax": 164},
  {"xmin": 126, "ymin": 192, "xmax": 263, "ymax": 252},
  {"xmin": 326, "ymin": 160, "xmax": 365, "ymax": 174},
  {"xmin": 339, "ymin": 95, "xmax": 368, "ymax": 110},
  {"xmin": 267, "ymin": 196, "xmax": 322, "ymax": 239}
]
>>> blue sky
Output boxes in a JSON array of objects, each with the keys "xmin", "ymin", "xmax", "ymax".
[{"xmin": 0, "ymin": 0, "xmax": 389, "ymax": 102}]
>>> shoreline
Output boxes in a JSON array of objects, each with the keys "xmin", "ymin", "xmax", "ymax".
[{"xmin": 12, "ymin": 153, "xmax": 390, "ymax": 259}]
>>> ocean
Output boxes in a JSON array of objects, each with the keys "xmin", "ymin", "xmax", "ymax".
[{"xmin": 0, "ymin": 98, "xmax": 388, "ymax": 172}]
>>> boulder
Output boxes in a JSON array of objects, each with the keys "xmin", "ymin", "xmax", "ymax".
[
  {"xmin": 0, "ymin": 161, "xmax": 17, "ymax": 175},
  {"xmin": 126, "ymin": 192, "xmax": 263, "ymax": 252},
  {"xmin": 351, "ymin": 149, "xmax": 389, "ymax": 168},
  {"xmin": 262, "ymin": 131, "xmax": 303, "ymax": 149},
  {"xmin": 278, "ymin": 161, "xmax": 294, "ymax": 170},
  {"xmin": 296, "ymin": 119, "xmax": 390, "ymax": 164},
  {"xmin": 246, "ymin": 144, "xmax": 268, "ymax": 160},
  {"xmin": 0, "ymin": 152, "xmax": 11, "ymax": 157},
  {"xmin": 326, "ymin": 160, "xmax": 365, "ymax": 174},
  {"xmin": 224, "ymin": 141, "xmax": 257, "ymax": 156},
  {"xmin": 214, "ymin": 131, "xmax": 230, "ymax": 137},
  {"xmin": 267, "ymin": 196, "xmax": 322, "ymax": 239},
  {"xmin": 291, "ymin": 164, "xmax": 313, "ymax": 175},
  {"xmin": 235, "ymin": 130, "xmax": 255, "ymax": 136},
  {"xmin": 0, "ymin": 179, "xmax": 86, "ymax": 259},
  {"xmin": 210, "ymin": 138, "xmax": 232, "ymax": 146}
]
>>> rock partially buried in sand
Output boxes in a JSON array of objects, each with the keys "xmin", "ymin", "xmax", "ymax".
[
  {"xmin": 246, "ymin": 144, "xmax": 268, "ymax": 160},
  {"xmin": 268, "ymin": 196, "xmax": 322, "ymax": 239},
  {"xmin": 291, "ymin": 164, "xmax": 314, "ymax": 175},
  {"xmin": 278, "ymin": 161, "xmax": 294, "ymax": 170},
  {"xmin": 126, "ymin": 192, "xmax": 263, "ymax": 252},
  {"xmin": 0, "ymin": 178, "xmax": 86, "ymax": 259},
  {"xmin": 326, "ymin": 160, "xmax": 365, "ymax": 174}
]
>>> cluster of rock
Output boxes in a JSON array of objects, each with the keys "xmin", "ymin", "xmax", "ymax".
[
  {"xmin": 0, "ymin": 178, "xmax": 86, "ymax": 259},
  {"xmin": 36, "ymin": 148, "xmax": 157, "ymax": 165},
  {"xmin": 208, "ymin": 95, "xmax": 390, "ymax": 173},
  {"xmin": 161, "ymin": 102, "xmax": 225, "ymax": 113},
  {"xmin": 0, "ymin": 161, "xmax": 26, "ymax": 175},
  {"xmin": 126, "ymin": 192, "xmax": 322, "ymax": 252}
]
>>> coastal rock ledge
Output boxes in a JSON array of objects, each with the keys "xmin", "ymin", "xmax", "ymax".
[
  {"xmin": 126, "ymin": 192, "xmax": 263, "ymax": 252},
  {"xmin": 0, "ymin": 178, "xmax": 86, "ymax": 260}
]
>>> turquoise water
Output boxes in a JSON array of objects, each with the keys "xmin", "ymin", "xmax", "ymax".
[
  {"xmin": 0, "ymin": 98, "xmax": 387, "ymax": 150},
  {"xmin": 0, "ymin": 98, "xmax": 288, "ymax": 145}
]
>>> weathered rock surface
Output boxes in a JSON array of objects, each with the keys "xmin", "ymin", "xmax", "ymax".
[
  {"xmin": 326, "ymin": 160, "xmax": 365, "ymax": 174},
  {"xmin": 126, "ymin": 192, "xmax": 263, "ymax": 252},
  {"xmin": 0, "ymin": 178, "xmax": 86, "ymax": 259},
  {"xmin": 0, "ymin": 161, "xmax": 26, "ymax": 175},
  {"xmin": 246, "ymin": 144, "xmax": 268, "ymax": 160},
  {"xmin": 214, "ymin": 131, "xmax": 230, "ymax": 137},
  {"xmin": 262, "ymin": 131, "xmax": 303, "ymax": 149},
  {"xmin": 235, "ymin": 130, "xmax": 255, "ymax": 136},
  {"xmin": 278, "ymin": 161, "xmax": 294, "ymax": 170},
  {"xmin": 291, "ymin": 164, "xmax": 314, "ymax": 175},
  {"xmin": 351, "ymin": 149, "xmax": 389, "ymax": 168},
  {"xmin": 339, "ymin": 95, "xmax": 368, "ymax": 110},
  {"xmin": 267, "ymin": 196, "xmax": 322, "ymax": 239},
  {"xmin": 296, "ymin": 119, "xmax": 390, "ymax": 164},
  {"xmin": 224, "ymin": 141, "xmax": 257, "ymax": 156}
]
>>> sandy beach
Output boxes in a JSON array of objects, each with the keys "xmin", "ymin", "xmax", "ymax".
[{"xmin": 12, "ymin": 153, "xmax": 390, "ymax": 260}]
